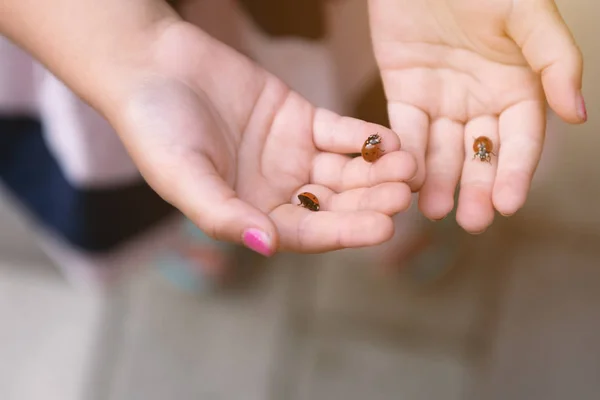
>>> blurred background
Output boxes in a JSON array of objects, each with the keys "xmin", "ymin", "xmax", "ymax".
[{"xmin": 0, "ymin": 0, "xmax": 598, "ymax": 399}]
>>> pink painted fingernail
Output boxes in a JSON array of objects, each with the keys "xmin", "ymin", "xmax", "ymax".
[
  {"xmin": 577, "ymin": 91, "xmax": 587, "ymax": 122},
  {"xmin": 242, "ymin": 229, "xmax": 273, "ymax": 257}
]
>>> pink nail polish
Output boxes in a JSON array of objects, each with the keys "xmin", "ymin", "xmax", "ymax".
[
  {"xmin": 242, "ymin": 229, "xmax": 273, "ymax": 257},
  {"xmin": 577, "ymin": 91, "xmax": 587, "ymax": 122}
]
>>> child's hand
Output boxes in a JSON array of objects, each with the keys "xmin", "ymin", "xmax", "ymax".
[
  {"xmin": 116, "ymin": 23, "xmax": 417, "ymax": 255},
  {"xmin": 368, "ymin": 0, "xmax": 584, "ymax": 233}
]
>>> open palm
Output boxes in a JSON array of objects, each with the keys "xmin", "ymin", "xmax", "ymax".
[
  {"xmin": 368, "ymin": 0, "xmax": 585, "ymax": 233},
  {"xmin": 114, "ymin": 22, "xmax": 416, "ymax": 254}
]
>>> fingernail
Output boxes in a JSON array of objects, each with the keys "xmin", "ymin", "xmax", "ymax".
[
  {"xmin": 577, "ymin": 91, "xmax": 587, "ymax": 122},
  {"xmin": 242, "ymin": 229, "xmax": 273, "ymax": 257}
]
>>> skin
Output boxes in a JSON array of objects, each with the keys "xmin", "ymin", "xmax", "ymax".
[
  {"xmin": 0, "ymin": 0, "xmax": 417, "ymax": 255},
  {"xmin": 368, "ymin": 0, "xmax": 585, "ymax": 233},
  {"xmin": 0, "ymin": 0, "xmax": 583, "ymax": 254}
]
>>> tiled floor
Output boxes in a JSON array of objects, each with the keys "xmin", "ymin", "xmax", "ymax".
[
  {"xmin": 0, "ymin": 278, "xmax": 102, "ymax": 400},
  {"xmin": 0, "ymin": 207, "xmax": 102, "ymax": 400},
  {"xmin": 3, "ymin": 191, "xmax": 595, "ymax": 400},
  {"xmin": 468, "ymin": 232, "xmax": 600, "ymax": 400}
]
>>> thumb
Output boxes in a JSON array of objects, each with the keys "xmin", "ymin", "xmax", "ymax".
[
  {"xmin": 117, "ymin": 80, "xmax": 279, "ymax": 257},
  {"xmin": 507, "ymin": 0, "xmax": 586, "ymax": 124},
  {"xmin": 163, "ymin": 156, "xmax": 278, "ymax": 257}
]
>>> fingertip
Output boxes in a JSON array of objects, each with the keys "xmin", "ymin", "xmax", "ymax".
[
  {"xmin": 418, "ymin": 195, "xmax": 453, "ymax": 221},
  {"xmin": 242, "ymin": 227, "xmax": 277, "ymax": 257},
  {"xmin": 456, "ymin": 211, "xmax": 493, "ymax": 235},
  {"xmin": 375, "ymin": 150, "xmax": 419, "ymax": 182},
  {"xmin": 199, "ymin": 197, "xmax": 279, "ymax": 255},
  {"xmin": 373, "ymin": 183, "xmax": 412, "ymax": 214},
  {"xmin": 377, "ymin": 128, "xmax": 403, "ymax": 152},
  {"xmin": 456, "ymin": 187, "xmax": 495, "ymax": 234},
  {"xmin": 492, "ymin": 177, "xmax": 529, "ymax": 217},
  {"xmin": 575, "ymin": 90, "xmax": 588, "ymax": 123},
  {"xmin": 338, "ymin": 211, "xmax": 395, "ymax": 247},
  {"xmin": 403, "ymin": 150, "xmax": 419, "ymax": 181},
  {"xmin": 365, "ymin": 213, "xmax": 395, "ymax": 244},
  {"xmin": 407, "ymin": 168, "xmax": 426, "ymax": 192},
  {"xmin": 403, "ymin": 147, "xmax": 426, "ymax": 192},
  {"xmin": 545, "ymin": 85, "xmax": 587, "ymax": 125},
  {"xmin": 540, "ymin": 45, "xmax": 585, "ymax": 125},
  {"xmin": 493, "ymin": 198, "xmax": 521, "ymax": 218},
  {"xmin": 418, "ymin": 180, "xmax": 456, "ymax": 220},
  {"xmin": 262, "ymin": 220, "xmax": 280, "ymax": 254},
  {"xmin": 397, "ymin": 183, "xmax": 414, "ymax": 213},
  {"xmin": 370, "ymin": 150, "xmax": 418, "ymax": 183}
]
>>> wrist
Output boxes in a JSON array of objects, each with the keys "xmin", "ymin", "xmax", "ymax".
[
  {"xmin": 0, "ymin": 0, "xmax": 181, "ymax": 120},
  {"xmin": 90, "ymin": 14, "xmax": 183, "ymax": 122}
]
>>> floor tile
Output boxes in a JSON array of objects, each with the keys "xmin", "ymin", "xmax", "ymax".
[
  {"xmin": 0, "ymin": 269, "xmax": 104, "ymax": 400},
  {"xmin": 106, "ymin": 254, "xmax": 297, "ymax": 400}
]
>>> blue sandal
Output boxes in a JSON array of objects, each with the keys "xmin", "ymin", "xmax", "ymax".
[{"xmin": 154, "ymin": 219, "xmax": 235, "ymax": 293}]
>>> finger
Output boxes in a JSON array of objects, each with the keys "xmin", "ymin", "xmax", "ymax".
[
  {"xmin": 387, "ymin": 102, "xmax": 429, "ymax": 190},
  {"xmin": 418, "ymin": 118, "xmax": 464, "ymax": 220},
  {"xmin": 311, "ymin": 150, "xmax": 417, "ymax": 192},
  {"xmin": 456, "ymin": 116, "xmax": 499, "ymax": 233},
  {"xmin": 493, "ymin": 100, "xmax": 546, "ymax": 216},
  {"xmin": 270, "ymin": 206, "xmax": 395, "ymax": 253},
  {"xmin": 294, "ymin": 183, "xmax": 412, "ymax": 215},
  {"xmin": 508, "ymin": 0, "xmax": 586, "ymax": 124},
  {"xmin": 312, "ymin": 108, "xmax": 402, "ymax": 154}
]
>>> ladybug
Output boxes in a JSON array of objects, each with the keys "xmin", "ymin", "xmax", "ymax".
[
  {"xmin": 297, "ymin": 192, "xmax": 320, "ymax": 212},
  {"xmin": 472, "ymin": 136, "xmax": 496, "ymax": 164},
  {"xmin": 361, "ymin": 133, "xmax": 384, "ymax": 163}
]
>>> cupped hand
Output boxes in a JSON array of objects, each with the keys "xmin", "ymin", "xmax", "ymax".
[
  {"xmin": 112, "ymin": 22, "xmax": 417, "ymax": 255},
  {"xmin": 368, "ymin": 0, "xmax": 585, "ymax": 233}
]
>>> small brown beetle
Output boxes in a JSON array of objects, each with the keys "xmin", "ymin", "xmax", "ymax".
[
  {"xmin": 361, "ymin": 133, "xmax": 384, "ymax": 163},
  {"xmin": 472, "ymin": 136, "xmax": 496, "ymax": 164},
  {"xmin": 297, "ymin": 192, "xmax": 320, "ymax": 212}
]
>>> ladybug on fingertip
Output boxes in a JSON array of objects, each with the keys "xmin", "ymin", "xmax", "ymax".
[
  {"xmin": 361, "ymin": 133, "xmax": 384, "ymax": 163},
  {"xmin": 297, "ymin": 192, "xmax": 320, "ymax": 212},
  {"xmin": 472, "ymin": 136, "xmax": 496, "ymax": 164}
]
